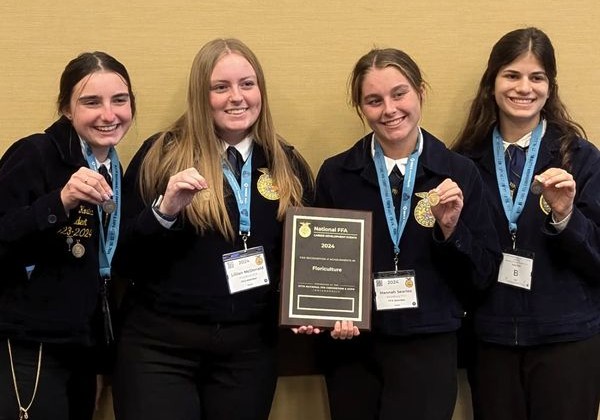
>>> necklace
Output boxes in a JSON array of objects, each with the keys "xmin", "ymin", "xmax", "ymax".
[{"xmin": 7, "ymin": 339, "xmax": 43, "ymax": 420}]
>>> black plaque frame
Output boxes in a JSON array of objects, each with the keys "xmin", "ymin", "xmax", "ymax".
[{"xmin": 280, "ymin": 207, "xmax": 372, "ymax": 330}]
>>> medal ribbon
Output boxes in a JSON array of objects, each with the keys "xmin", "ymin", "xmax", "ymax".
[
  {"xmin": 83, "ymin": 146, "xmax": 122, "ymax": 278},
  {"xmin": 492, "ymin": 120, "xmax": 544, "ymax": 235},
  {"xmin": 222, "ymin": 147, "xmax": 253, "ymax": 235},
  {"xmin": 373, "ymin": 129, "xmax": 422, "ymax": 255}
]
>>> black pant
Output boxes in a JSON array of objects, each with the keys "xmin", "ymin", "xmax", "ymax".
[
  {"xmin": 0, "ymin": 339, "xmax": 96, "ymax": 420},
  {"xmin": 475, "ymin": 334, "xmax": 600, "ymax": 420},
  {"xmin": 320, "ymin": 331, "xmax": 457, "ymax": 420},
  {"xmin": 112, "ymin": 305, "xmax": 278, "ymax": 420}
]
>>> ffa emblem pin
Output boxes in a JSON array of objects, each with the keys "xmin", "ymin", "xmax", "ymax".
[
  {"xmin": 414, "ymin": 192, "xmax": 435, "ymax": 228},
  {"xmin": 257, "ymin": 168, "xmax": 279, "ymax": 200},
  {"xmin": 539, "ymin": 196, "xmax": 551, "ymax": 215}
]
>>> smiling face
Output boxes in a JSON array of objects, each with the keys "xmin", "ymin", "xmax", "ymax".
[
  {"xmin": 494, "ymin": 51, "xmax": 549, "ymax": 139},
  {"xmin": 209, "ymin": 52, "xmax": 262, "ymax": 145},
  {"xmin": 65, "ymin": 71, "xmax": 132, "ymax": 160},
  {"xmin": 359, "ymin": 66, "xmax": 422, "ymax": 158}
]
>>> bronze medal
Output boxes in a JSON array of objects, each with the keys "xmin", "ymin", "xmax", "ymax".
[
  {"xmin": 427, "ymin": 190, "xmax": 440, "ymax": 207},
  {"xmin": 530, "ymin": 179, "xmax": 543, "ymax": 195},
  {"xmin": 102, "ymin": 199, "xmax": 116, "ymax": 214},
  {"xmin": 72, "ymin": 241, "xmax": 85, "ymax": 258}
]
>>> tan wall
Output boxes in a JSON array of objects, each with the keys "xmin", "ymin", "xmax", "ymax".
[{"xmin": 2, "ymin": 1, "xmax": 599, "ymax": 419}]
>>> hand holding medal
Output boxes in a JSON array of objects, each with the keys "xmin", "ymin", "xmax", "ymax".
[
  {"xmin": 532, "ymin": 168, "xmax": 576, "ymax": 222},
  {"xmin": 428, "ymin": 178, "xmax": 464, "ymax": 240},
  {"xmin": 159, "ymin": 167, "xmax": 211, "ymax": 217},
  {"xmin": 60, "ymin": 167, "xmax": 114, "ymax": 212}
]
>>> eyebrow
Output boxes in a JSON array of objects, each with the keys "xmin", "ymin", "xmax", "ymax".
[
  {"xmin": 211, "ymin": 75, "xmax": 257, "ymax": 83},
  {"xmin": 362, "ymin": 84, "xmax": 410, "ymax": 98},
  {"xmin": 502, "ymin": 69, "xmax": 547, "ymax": 76},
  {"xmin": 77, "ymin": 92, "xmax": 130, "ymax": 101}
]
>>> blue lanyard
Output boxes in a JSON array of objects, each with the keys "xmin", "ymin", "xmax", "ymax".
[
  {"xmin": 492, "ymin": 121, "xmax": 544, "ymax": 235},
  {"xmin": 222, "ymin": 148, "xmax": 253, "ymax": 237},
  {"xmin": 83, "ymin": 146, "xmax": 121, "ymax": 279},
  {"xmin": 373, "ymin": 130, "xmax": 422, "ymax": 259}
]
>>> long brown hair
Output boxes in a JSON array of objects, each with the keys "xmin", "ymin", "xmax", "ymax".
[
  {"xmin": 139, "ymin": 38, "xmax": 310, "ymax": 240},
  {"xmin": 453, "ymin": 27, "xmax": 586, "ymax": 170}
]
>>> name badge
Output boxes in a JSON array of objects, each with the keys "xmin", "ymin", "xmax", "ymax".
[
  {"xmin": 223, "ymin": 246, "xmax": 270, "ymax": 294},
  {"xmin": 374, "ymin": 270, "xmax": 418, "ymax": 310},
  {"xmin": 498, "ymin": 249, "xmax": 534, "ymax": 290}
]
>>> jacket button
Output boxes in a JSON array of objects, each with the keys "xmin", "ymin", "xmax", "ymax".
[
  {"xmin": 47, "ymin": 214, "xmax": 57, "ymax": 224},
  {"xmin": 455, "ymin": 240, "xmax": 462, "ymax": 249}
]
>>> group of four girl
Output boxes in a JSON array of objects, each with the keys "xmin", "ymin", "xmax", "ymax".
[{"xmin": 0, "ymin": 26, "xmax": 598, "ymax": 420}]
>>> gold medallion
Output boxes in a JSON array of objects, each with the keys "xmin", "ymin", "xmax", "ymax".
[
  {"xmin": 427, "ymin": 190, "xmax": 440, "ymax": 207},
  {"xmin": 539, "ymin": 196, "xmax": 551, "ymax": 215},
  {"xmin": 198, "ymin": 188, "xmax": 212, "ymax": 201},
  {"xmin": 72, "ymin": 241, "xmax": 85, "ymax": 258},
  {"xmin": 414, "ymin": 192, "xmax": 435, "ymax": 228},
  {"xmin": 255, "ymin": 255, "xmax": 264, "ymax": 265},
  {"xmin": 257, "ymin": 168, "xmax": 280, "ymax": 200},
  {"xmin": 405, "ymin": 278, "xmax": 414, "ymax": 288}
]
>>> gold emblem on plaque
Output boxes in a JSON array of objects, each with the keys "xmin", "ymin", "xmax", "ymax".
[
  {"xmin": 414, "ymin": 192, "xmax": 435, "ymax": 228},
  {"xmin": 405, "ymin": 278, "xmax": 414, "ymax": 288},
  {"xmin": 540, "ymin": 196, "xmax": 551, "ymax": 215},
  {"xmin": 255, "ymin": 255, "xmax": 264, "ymax": 265},
  {"xmin": 257, "ymin": 168, "xmax": 279, "ymax": 200},
  {"xmin": 298, "ymin": 222, "xmax": 311, "ymax": 238}
]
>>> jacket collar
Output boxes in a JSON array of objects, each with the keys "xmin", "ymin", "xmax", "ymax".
[
  {"xmin": 340, "ymin": 128, "xmax": 454, "ymax": 188},
  {"xmin": 45, "ymin": 116, "xmax": 88, "ymax": 168},
  {"xmin": 463, "ymin": 125, "xmax": 567, "ymax": 177}
]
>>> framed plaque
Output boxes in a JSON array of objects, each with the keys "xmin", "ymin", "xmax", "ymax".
[{"xmin": 280, "ymin": 207, "xmax": 372, "ymax": 330}]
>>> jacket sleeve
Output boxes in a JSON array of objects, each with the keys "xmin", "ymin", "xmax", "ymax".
[
  {"xmin": 0, "ymin": 138, "xmax": 69, "ymax": 260},
  {"xmin": 314, "ymin": 159, "xmax": 335, "ymax": 208},
  {"xmin": 542, "ymin": 141, "xmax": 600, "ymax": 282},
  {"xmin": 434, "ymin": 160, "xmax": 503, "ymax": 291}
]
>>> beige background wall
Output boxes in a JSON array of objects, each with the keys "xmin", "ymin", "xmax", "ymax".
[{"xmin": 2, "ymin": 1, "xmax": 599, "ymax": 419}]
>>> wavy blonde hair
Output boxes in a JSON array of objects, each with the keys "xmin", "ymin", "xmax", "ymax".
[{"xmin": 139, "ymin": 38, "xmax": 309, "ymax": 240}]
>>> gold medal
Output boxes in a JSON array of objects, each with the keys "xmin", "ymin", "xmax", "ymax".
[
  {"xmin": 102, "ymin": 199, "xmax": 116, "ymax": 214},
  {"xmin": 72, "ymin": 241, "xmax": 85, "ymax": 258},
  {"xmin": 198, "ymin": 188, "xmax": 212, "ymax": 201},
  {"xmin": 427, "ymin": 190, "xmax": 440, "ymax": 207},
  {"xmin": 257, "ymin": 168, "xmax": 280, "ymax": 200},
  {"xmin": 530, "ymin": 179, "xmax": 543, "ymax": 195}
]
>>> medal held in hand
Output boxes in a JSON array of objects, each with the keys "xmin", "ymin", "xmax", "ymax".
[
  {"xmin": 102, "ymin": 198, "xmax": 116, "ymax": 214},
  {"xmin": 530, "ymin": 178, "xmax": 543, "ymax": 195},
  {"xmin": 427, "ymin": 190, "xmax": 440, "ymax": 207}
]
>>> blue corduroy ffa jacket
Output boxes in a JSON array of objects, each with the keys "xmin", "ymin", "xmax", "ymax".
[
  {"xmin": 462, "ymin": 128, "xmax": 600, "ymax": 346},
  {"xmin": 315, "ymin": 129, "xmax": 501, "ymax": 336}
]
